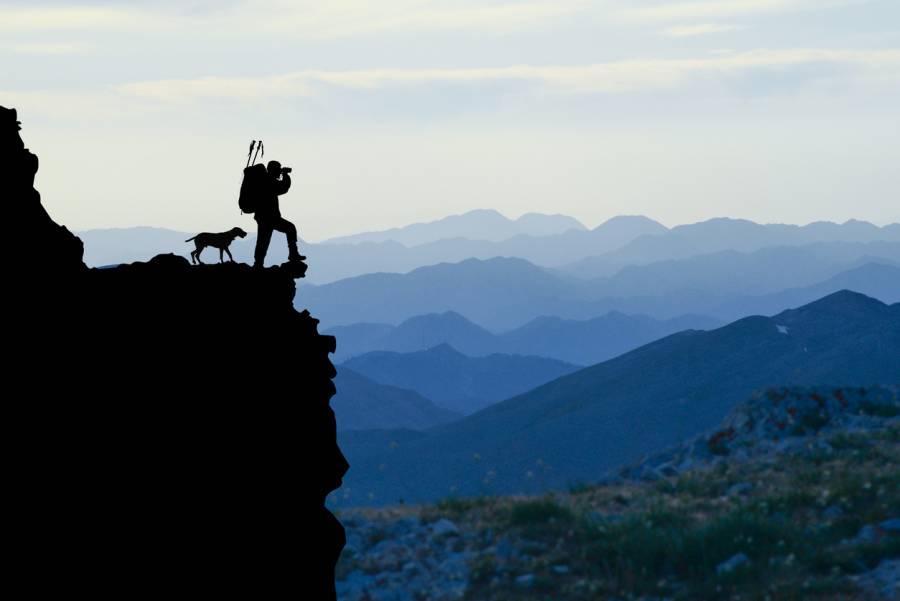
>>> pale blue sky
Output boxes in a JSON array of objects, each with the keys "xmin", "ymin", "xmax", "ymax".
[{"xmin": 3, "ymin": 0, "xmax": 899, "ymax": 239}]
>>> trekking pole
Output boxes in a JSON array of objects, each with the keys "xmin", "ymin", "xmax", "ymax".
[
  {"xmin": 246, "ymin": 140, "xmax": 256, "ymax": 168},
  {"xmin": 251, "ymin": 140, "xmax": 263, "ymax": 165}
]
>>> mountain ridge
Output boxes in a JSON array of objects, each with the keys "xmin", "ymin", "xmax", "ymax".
[
  {"xmin": 322, "ymin": 209, "xmax": 588, "ymax": 246},
  {"xmin": 328, "ymin": 310, "xmax": 721, "ymax": 364},
  {"xmin": 332, "ymin": 367, "xmax": 461, "ymax": 431},
  {"xmin": 335, "ymin": 291, "xmax": 900, "ymax": 506},
  {"xmin": 342, "ymin": 344, "xmax": 580, "ymax": 414},
  {"xmin": 77, "ymin": 216, "xmax": 898, "ymax": 284},
  {"xmin": 299, "ymin": 254, "xmax": 900, "ymax": 329}
]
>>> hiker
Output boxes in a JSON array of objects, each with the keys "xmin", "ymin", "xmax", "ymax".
[{"xmin": 253, "ymin": 160, "xmax": 304, "ymax": 268}]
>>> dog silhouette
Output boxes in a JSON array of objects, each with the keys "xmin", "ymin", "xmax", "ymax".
[{"xmin": 186, "ymin": 227, "xmax": 248, "ymax": 264}]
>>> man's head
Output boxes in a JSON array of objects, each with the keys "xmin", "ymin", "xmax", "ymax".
[
  {"xmin": 1, "ymin": 106, "xmax": 21, "ymax": 132},
  {"xmin": 267, "ymin": 160, "xmax": 282, "ymax": 176}
]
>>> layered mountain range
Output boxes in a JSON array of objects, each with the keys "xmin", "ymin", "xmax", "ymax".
[
  {"xmin": 79, "ymin": 213, "xmax": 898, "ymax": 284},
  {"xmin": 335, "ymin": 291, "xmax": 900, "ymax": 506},
  {"xmin": 299, "ymin": 254, "xmax": 900, "ymax": 330}
]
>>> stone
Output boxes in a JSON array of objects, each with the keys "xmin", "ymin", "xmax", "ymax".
[
  {"xmin": 716, "ymin": 552, "xmax": 749, "ymax": 575},
  {"xmin": 726, "ymin": 482, "xmax": 753, "ymax": 496},
  {"xmin": 431, "ymin": 518, "xmax": 460, "ymax": 538},
  {"xmin": 515, "ymin": 574, "xmax": 536, "ymax": 588},
  {"xmin": 856, "ymin": 525, "xmax": 880, "ymax": 544},
  {"xmin": 851, "ymin": 559, "xmax": 900, "ymax": 600}
]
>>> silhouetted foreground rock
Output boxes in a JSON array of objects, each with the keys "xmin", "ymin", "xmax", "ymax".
[{"xmin": 4, "ymin": 106, "xmax": 347, "ymax": 598}]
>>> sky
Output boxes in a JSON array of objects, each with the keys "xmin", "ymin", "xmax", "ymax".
[{"xmin": 2, "ymin": 0, "xmax": 899, "ymax": 240}]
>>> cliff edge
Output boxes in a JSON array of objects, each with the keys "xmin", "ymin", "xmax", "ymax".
[{"xmin": 3, "ymin": 106, "xmax": 348, "ymax": 598}]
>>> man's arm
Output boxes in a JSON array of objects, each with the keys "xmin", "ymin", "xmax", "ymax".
[{"xmin": 275, "ymin": 173, "xmax": 291, "ymax": 196}]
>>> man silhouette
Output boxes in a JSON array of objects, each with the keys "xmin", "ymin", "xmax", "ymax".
[{"xmin": 253, "ymin": 160, "xmax": 304, "ymax": 268}]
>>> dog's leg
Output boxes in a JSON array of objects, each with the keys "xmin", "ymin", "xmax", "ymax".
[
  {"xmin": 225, "ymin": 247, "xmax": 235, "ymax": 262},
  {"xmin": 219, "ymin": 248, "xmax": 225, "ymax": 263},
  {"xmin": 196, "ymin": 246, "xmax": 204, "ymax": 264}
]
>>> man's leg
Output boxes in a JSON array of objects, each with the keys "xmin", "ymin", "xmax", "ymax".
[
  {"xmin": 272, "ymin": 218, "xmax": 304, "ymax": 261},
  {"xmin": 254, "ymin": 221, "xmax": 274, "ymax": 267}
]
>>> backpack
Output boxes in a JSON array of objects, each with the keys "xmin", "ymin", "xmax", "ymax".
[{"xmin": 238, "ymin": 140, "xmax": 265, "ymax": 214}]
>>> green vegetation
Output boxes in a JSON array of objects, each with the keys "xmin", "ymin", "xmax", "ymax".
[
  {"xmin": 507, "ymin": 498, "xmax": 575, "ymax": 529},
  {"xmin": 859, "ymin": 401, "xmax": 900, "ymax": 419},
  {"xmin": 461, "ymin": 425, "xmax": 897, "ymax": 600},
  {"xmin": 338, "ymin": 417, "xmax": 898, "ymax": 600}
]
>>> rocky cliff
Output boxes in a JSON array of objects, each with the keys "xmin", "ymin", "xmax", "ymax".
[{"xmin": 3, "ymin": 106, "xmax": 347, "ymax": 598}]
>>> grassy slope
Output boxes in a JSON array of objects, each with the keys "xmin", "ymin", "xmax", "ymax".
[{"xmin": 338, "ymin": 420, "xmax": 899, "ymax": 600}]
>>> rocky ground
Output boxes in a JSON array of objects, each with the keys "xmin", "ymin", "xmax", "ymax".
[{"xmin": 334, "ymin": 387, "xmax": 899, "ymax": 600}]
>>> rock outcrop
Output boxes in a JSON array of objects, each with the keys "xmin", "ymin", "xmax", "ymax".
[
  {"xmin": 3, "ymin": 106, "xmax": 347, "ymax": 598},
  {"xmin": 616, "ymin": 385, "xmax": 899, "ymax": 482}
]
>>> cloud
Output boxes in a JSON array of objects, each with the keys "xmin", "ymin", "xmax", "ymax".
[
  {"xmin": 0, "ymin": 1, "xmax": 588, "ymax": 37},
  {"xmin": 6, "ymin": 48, "xmax": 898, "ymax": 123},
  {"xmin": 623, "ymin": 0, "xmax": 862, "ymax": 22},
  {"xmin": 662, "ymin": 23, "xmax": 742, "ymax": 37},
  {"xmin": 277, "ymin": 1, "xmax": 589, "ymax": 38},
  {"xmin": 0, "ymin": 7, "xmax": 148, "ymax": 30},
  {"xmin": 112, "ymin": 49, "xmax": 900, "ymax": 101},
  {"xmin": 9, "ymin": 42, "xmax": 89, "ymax": 55}
]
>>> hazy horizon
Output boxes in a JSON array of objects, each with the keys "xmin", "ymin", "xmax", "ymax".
[
  {"xmin": 73, "ymin": 210, "xmax": 900, "ymax": 244},
  {"xmin": 4, "ymin": 0, "xmax": 899, "ymax": 238}
]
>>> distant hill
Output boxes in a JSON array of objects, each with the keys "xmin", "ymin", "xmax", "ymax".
[
  {"xmin": 306, "ymin": 214, "xmax": 666, "ymax": 282},
  {"xmin": 342, "ymin": 344, "xmax": 580, "ymax": 415},
  {"xmin": 565, "ymin": 218, "xmax": 900, "ymax": 278},
  {"xmin": 712, "ymin": 261, "xmax": 900, "ymax": 320},
  {"xmin": 328, "ymin": 310, "xmax": 721, "ymax": 365},
  {"xmin": 335, "ymin": 291, "xmax": 900, "ymax": 506},
  {"xmin": 78, "ymin": 215, "xmax": 659, "ymax": 283},
  {"xmin": 298, "ymin": 257, "xmax": 574, "ymax": 330},
  {"xmin": 329, "ymin": 323, "xmax": 397, "ymax": 360},
  {"xmin": 331, "ymin": 368, "xmax": 460, "ymax": 431},
  {"xmin": 298, "ymin": 251, "xmax": 900, "ymax": 329},
  {"xmin": 566, "ymin": 242, "xmax": 900, "ymax": 296},
  {"xmin": 329, "ymin": 312, "xmax": 496, "ymax": 361},
  {"xmin": 471, "ymin": 214, "xmax": 669, "ymax": 267},
  {"xmin": 323, "ymin": 209, "xmax": 587, "ymax": 246},
  {"xmin": 78, "ymin": 217, "xmax": 898, "ymax": 284},
  {"xmin": 494, "ymin": 312, "xmax": 722, "ymax": 365}
]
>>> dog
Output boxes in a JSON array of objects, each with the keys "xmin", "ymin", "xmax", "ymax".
[{"xmin": 185, "ymin": 227, "xmax": 248, "ymax": 264}]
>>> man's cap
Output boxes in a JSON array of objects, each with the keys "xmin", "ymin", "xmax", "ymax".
[{"xmin": 1, "ymin": 106, "xmax": 21, "ymax": 131}]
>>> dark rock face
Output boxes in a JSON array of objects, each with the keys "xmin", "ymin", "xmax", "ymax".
[{"xmin": 3, "ymin": 106, "xmax": 347, "ymax": 598}]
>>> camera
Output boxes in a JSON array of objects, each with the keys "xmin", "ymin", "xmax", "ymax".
[{"xmin": 282, "ymin": 167, "xmax": 293, "ymax": 174}]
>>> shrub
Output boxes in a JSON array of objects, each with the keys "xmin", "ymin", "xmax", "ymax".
[{"xmin": 508, "ymin": 498, "xmax": 575, "ymax": 528}]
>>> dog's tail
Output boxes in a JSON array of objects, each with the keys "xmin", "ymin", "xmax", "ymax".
[{"xmin": 185, "ymin": 235, "xmax": 197, "ymax": 242}]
